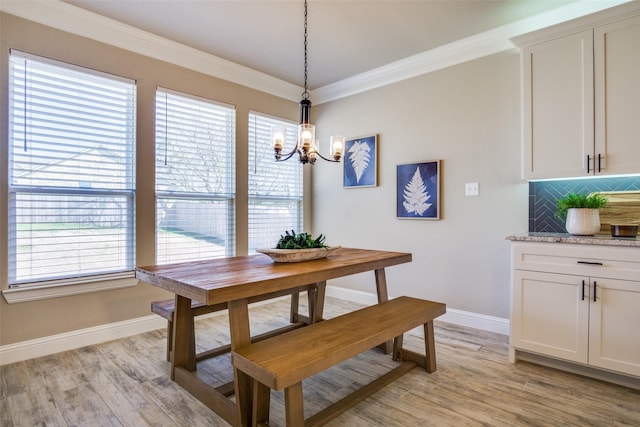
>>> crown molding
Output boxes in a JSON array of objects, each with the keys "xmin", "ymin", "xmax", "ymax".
[
  {"xmin": 510, "ymin": 0, "xmax": 640, "ymax": 47},
  {"xmin": 312, "ymin": 0, "xmax": 636, "ymax": 104},
  {"xmin": 312, "ymin": 26, "xmax": 516, "ymax": 105},
  {"xmin": 1, "ymin": 0, "xmax": 636, "ymax": 106},
  {"xmin": 0, "ymin": 0, "xmax": 302, "ymax": 102}
]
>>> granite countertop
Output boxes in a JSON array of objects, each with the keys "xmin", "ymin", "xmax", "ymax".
[{"xmin": 506, "ymin": 232, "xmax": 640, "ymax": 248}]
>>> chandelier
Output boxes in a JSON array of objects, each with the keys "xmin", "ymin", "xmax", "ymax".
[{"xmin": 271, "ymin": 0, "xmax": 344, "ymax": 165}]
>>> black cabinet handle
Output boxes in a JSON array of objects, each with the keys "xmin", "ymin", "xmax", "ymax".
[
  {"xmin": 577, "ymin": 261, "xmax": 603, "ymax": 266},
  {"xmin": 598, "ymin": 153, "xmax": 602, "ymax": 173},
  {"xmin": 587, "ymin": 154, "xmax": 591, "ymax": 174},
  {"xmin": 581, "ymin": 280, "xmax": 586, "ymax": 301},
  {"xmin": 593, "ymin": 281, "xmax": 597, "ymax": 302}
]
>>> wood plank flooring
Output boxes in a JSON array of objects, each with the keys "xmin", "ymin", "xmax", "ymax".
[{"xmin": 1, "ymin": 296, "xmax": 639, "ymax": 426}]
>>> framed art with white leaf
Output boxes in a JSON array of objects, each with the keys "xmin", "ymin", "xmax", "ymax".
[
  {"xmin": 396, "ymin": 160, "xmax": 440, "ymax": 220},
  {"xmin": 343, "ymin": 135, "xmax": 377, "ymax": 188}
]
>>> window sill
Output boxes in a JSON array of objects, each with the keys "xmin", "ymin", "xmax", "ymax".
[{"xmin": 2, "ymin": 273, "xmax": 138, "ymax": 304}]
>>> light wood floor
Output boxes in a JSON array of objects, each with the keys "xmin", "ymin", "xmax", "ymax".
[{"xmin": 1, "ymin": 296, "xmax": 639, "ymax": 426}]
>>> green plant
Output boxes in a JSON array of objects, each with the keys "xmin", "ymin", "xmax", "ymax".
[
  {"xmin": 276, "ymin": 230, "xmax": 327, "ymax": 249},
  {"xmin": 555, "ymin": 192, "xmax": 607, "ymax": 221}
]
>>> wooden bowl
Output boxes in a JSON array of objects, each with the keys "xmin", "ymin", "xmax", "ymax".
[
  {"xmin": 257, "ymin": 246, "xmax": 341, "ymax": 262},
  {"xmin": 610, "ymin": 224, "xmax": 638, "ymax": 238}
]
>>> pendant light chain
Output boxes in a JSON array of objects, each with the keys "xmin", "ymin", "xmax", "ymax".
[
  {"xmin": 270, "ymin": 0, "xmax": 343, "ymax": 164},
  {"xmin": 302, "ymin": 0, "xmax": 309, "ymax": 100}
]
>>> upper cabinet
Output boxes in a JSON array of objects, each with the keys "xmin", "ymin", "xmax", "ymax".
[
  {"xmin": 522, "ymin": 30, "xmax": 594, "ymax": 179},
  {"xmin": 518, "ymin": 12, "xmax": 640, "ymax": 180},
  {"xmin": 594, "ymin": 15, "xmax": 640, "ymax": 176}
]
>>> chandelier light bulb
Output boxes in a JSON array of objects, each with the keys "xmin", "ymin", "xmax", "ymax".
[
  {"xmin": 271, "ymin": 127, "xmax": 286, "ymax": 150},
  {"xmin": 330, "ymin": 136, "xmax": 345, "ymax": 160},
  {"xmin": 299, "ymin": 123, "xmax": 315, "ymax": 149}
]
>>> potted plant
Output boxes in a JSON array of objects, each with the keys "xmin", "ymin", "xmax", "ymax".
[
  {"xmin": 555, "ymin": 192, "xmax": 608, "ymax": 235},
  {"xmin": 275, "ymin": 230, "xmax": 328, "ymax": 249}
]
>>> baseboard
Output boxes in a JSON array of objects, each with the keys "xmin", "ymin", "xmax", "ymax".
[
  {"xmin": 1, "ymin": 287, "xmax": 510, "ymax": 366},
  {"xmin": 325, "ymin": 285, "xmax": 510, "ymax": 336},
  {"xmin": 0, "ymin": 315, "xmax": 166, "ymax": 366},
  {"xmin": 439, "ymin": 307, "xmax": 510, "ymax": 336}
]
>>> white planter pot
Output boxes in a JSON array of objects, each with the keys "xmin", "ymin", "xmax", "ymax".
[{"xmin": 565, "ymin": 208, "xmax": 601, "ymax": 236}]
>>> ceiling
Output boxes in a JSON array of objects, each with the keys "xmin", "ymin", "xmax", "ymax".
[{"xmin": 61, "ymin": 0, "xmax": 580, "ymax": 90}]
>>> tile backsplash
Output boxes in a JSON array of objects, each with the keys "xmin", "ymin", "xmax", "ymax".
[{"xmin": 529, "ymin": 176, "xmax": 640, "ymax": 232}]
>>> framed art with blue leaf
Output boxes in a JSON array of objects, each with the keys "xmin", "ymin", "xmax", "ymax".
[
  {"xmin": 343, "ymin": 134, "xmax": 377, "ymax": 188},
  {"xmin": 396, "ymin": 160, "xmax": 440, "ymax": 220}
]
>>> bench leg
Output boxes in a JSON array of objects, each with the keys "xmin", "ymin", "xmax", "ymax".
[
  {"xmin": 284, "ymin": 382, "xmax": 305, "ymax": 427},
  {"xmin": 251, "ymin": 381, "xmax": 271, "ymax": 427},
  {"xmin": 166, "ymin": 320, "xmax": 173, "ymax": 361},
  {"xmin": 392, "ymin": 334, "xmax": 404, "ymax": 361},
  {"xmin": 392, "ymin": 324, "xmax": 437, "ymax": 373},
  {"xmin": 424, "ymin": 320, "xmax": 437, "ymax": 373},
  {"xmin": 187, "ymin": 316, "xmax": 196, "ymax": 371}
]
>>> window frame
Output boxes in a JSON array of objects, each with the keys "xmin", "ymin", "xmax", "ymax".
[
  {"xmin": 155, "ymin": 88, "xmax": 236, "ymax": 264},
  {"xmin": 248, "ymin": 111, "xmax": 303, "ymax": 254},
  {"xmin": 3, "ymin": 51, "xmax": 137, "ymax": 303}
]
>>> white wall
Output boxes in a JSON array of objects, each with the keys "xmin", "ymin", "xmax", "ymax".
[{"xmin": 312, "ymin": 51, "xmax": 529, "ymax": 320}]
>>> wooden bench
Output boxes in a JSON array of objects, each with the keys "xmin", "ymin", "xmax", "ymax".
[
  {"xmin": 231, "ymin": 296, "xmax": 446, "ymax": 427},
  {"xmin": 151, "ymin": 282, "xmax": 326, "ymax": 369}
]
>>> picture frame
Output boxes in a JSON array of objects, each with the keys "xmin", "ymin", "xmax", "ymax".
[
  {"xmin": 396, "ymin": 160, "xmax": 441, "ymax": 220},
  {"xmin": 343, "ymin": 134, "xmax": 377, "ymax": 188}
]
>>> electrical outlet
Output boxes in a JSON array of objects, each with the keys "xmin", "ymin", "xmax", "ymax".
[{"xmin": 465, "ymin": 182, "xmax": 479, "ymax": 196}]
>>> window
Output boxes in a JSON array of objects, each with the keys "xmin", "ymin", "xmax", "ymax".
[
  {"xmin": 8, "ymin": 51, "xmax": 136, "ymax": 287},
  {"xmin": 248, "ymin": 112, "xmax": 303, "ymax": 253},
  {"xmin": 155, "ymin": 89, "xmax": 236, "ymax": 264}
]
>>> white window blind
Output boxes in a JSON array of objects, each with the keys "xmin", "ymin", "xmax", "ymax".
[
  {"xmin": 155, "ymin": 89, "xmax": 236, "ymax": 264},
  {"xmin": 8, "ymin": 51, "xmax": 136, "ymax": 286},
  {"xmin": 248, "ymin": 112, "xmax": 303, "ymax": 253}
]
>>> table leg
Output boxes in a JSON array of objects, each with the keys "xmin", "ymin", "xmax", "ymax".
[
  {"xmin": 289, "ymin": 292, "xmax": 300, "ymax": 323},
  {"xmin": 374, "ymin": 268, "xmax": 393, "ymax": 354},
  {"xmin": 171, "ymin": 295, "xmax": 193, "ymax": 380},
  {"xmin": 229, "ymin": 298, "xmax": 261, "ymax": 427},
  {"xmin": 310, "ymin": 281, "xmax": 326, "ymax": 323},
  {"xmin": 291, "ymin": 283, "xmax": 325, "ymax": 324}
]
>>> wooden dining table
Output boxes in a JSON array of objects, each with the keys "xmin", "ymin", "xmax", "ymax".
[{"xmin": 135, "ymin": 247, "xmax": 412, "ymax": 426}]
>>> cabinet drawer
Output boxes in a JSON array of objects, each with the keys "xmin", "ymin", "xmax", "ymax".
[{"xmin": 512, "ymin": 243, "xmax": 640, "ymax": 282}]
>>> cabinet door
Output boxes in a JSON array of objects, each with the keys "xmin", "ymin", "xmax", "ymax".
[
  {"xmin": 512, "ymin": 270, "xmax": 589, "ymax": 363},
  {"xmin": 588, "ymin": 277, "xmax": 640, "ymax": 377},
  {"xmin": 522, "ymin": 30, "xmax": 594, "ymax": 179},
  {"xmin": 594, "ymin": 15, "xmax": 640, "ymax": 175}
]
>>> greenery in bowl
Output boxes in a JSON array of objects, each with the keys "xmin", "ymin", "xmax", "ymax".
[
  {"xmin": 555, "ymin": 192, "xmax": 608, "ymax": 221},
  {"xmin": 276, "ymin": 230, "xmax": 328, "ymax": 249}
]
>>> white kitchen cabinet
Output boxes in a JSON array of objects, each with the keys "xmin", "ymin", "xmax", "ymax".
[
  {"xmin": 594, "ymin": 15, "xmax": 640, "ymax": 176},
  {"xmin": 520, "ymin": 13, "xmax": 640, "ymax": 179},
  {"xmin": 589, "ymin": 277, "xmax": 640, "ymax": 376},
  {"xmin": 521, "ymin": 31, "xmax": 593, "ymax": 179},
  {"xmin": 510, "ymin": 242, "xmax": 640, "ymax": 378},
  {"xmin": 512, "ymin": 270, "xmax": 589, "ymax": 363}
]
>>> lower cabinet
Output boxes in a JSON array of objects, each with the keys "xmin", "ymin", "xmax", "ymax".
[
  {"xmin": 589, "ymin": 277, "xmax": 640, "ymax": 376},
  {"xmin": 512, "ymin": 270, "xmax": 589, "ymax": 363},
  {"xmin": 510, "ymin": 243, "xmax": 640, "ymax": 378}
]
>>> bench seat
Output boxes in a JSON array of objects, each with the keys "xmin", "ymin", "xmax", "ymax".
[
  {"xmin": 232, "ymin": 296, "xmax": 446, "ymax": 426},
  {"xmin": 151, "ymin": 283, "xmax": 325, "ymax": 367}
]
